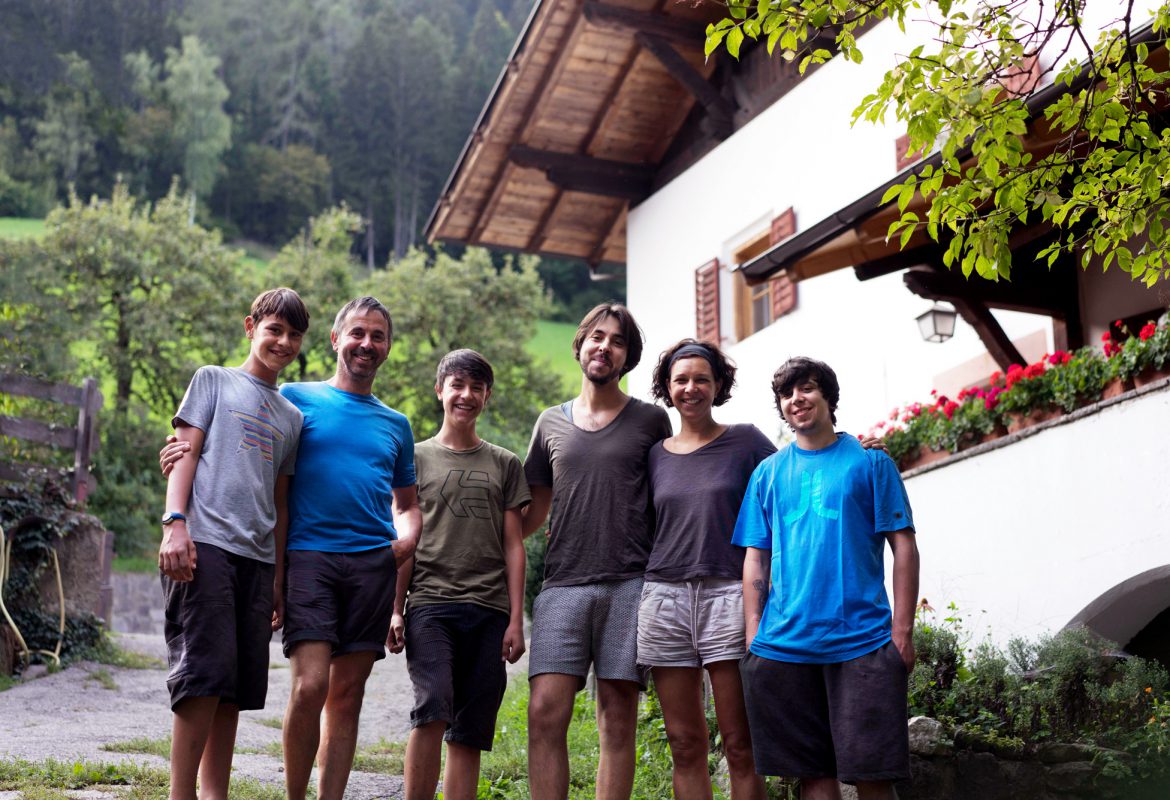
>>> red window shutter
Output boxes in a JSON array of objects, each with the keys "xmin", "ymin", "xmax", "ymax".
[
  {"xmin": 694, "ymin": 258, "xmax": 720, "ymax": 343},
  {"xmin": 894, "ymin": 133, "xmax": 923, "ymax": 170},
  {"xmin": 769, "ymin": 207, "xmax": 796, "ymax": 245},
  {"xmin": 768, "ymin": 208, "xmax": 798, "ymax": 319},
  {"xmin": 770, "ymin": 271, "xmax": 797, "ymax": 319},
  {"xmin": 1000, "ymin": 55, "xmax": 1040, "ymax": 98}
]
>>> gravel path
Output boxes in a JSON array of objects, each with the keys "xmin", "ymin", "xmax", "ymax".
[{"xmin": 0, "ymin": 631, "xmax": 528, "ymax": 799}]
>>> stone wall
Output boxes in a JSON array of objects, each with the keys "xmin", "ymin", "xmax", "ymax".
[
  {"xmin": 899, "ymin": 717, "xmax": 1167, "ymax": 799},
  {"xmin": 110, "ymin": 571, "xmax": 165, "ymax": 635},
  {"xmin": 34, "ymin": 513, "xmax": 113, "ymax": 623}
]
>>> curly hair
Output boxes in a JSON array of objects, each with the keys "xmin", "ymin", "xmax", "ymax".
[{"xmin": 650, "ymin": 339, "xmax": 737, "ymax": 408}]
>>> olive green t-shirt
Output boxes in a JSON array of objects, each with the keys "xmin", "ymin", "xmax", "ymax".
[{"xmin": 408, "ymin": 438, "xmax": 531, "ymax": 613}]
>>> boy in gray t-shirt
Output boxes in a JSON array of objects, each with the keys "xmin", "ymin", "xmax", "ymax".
[{"xmin": 159, "ymin": 288, "xmax": 308, "ymax": 800}]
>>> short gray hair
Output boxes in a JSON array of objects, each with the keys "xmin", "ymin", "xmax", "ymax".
[{"xmin": 332, "ymin": 296, "xmax": 392, "ymax": 340}]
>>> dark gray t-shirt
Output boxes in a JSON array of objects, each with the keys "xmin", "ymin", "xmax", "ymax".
[
  {"xmin": 174, "ymin": 365, "xmax": 303, "ymax": 564},
  {"xmin": 645, "ymin": 423, "xmax": 776, "ymax": 582},
  {"xmin": 524, "ymin": 397, "xmax": 672, "ymax": 588}
]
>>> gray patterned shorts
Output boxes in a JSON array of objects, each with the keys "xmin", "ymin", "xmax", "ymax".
[{"xmin": 528, "ymin": 577, "xmax": 646, "ymax": 688}]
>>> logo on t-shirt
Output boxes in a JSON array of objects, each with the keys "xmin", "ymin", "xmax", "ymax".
[
  {"xmin": 783, "ymin": 469, "xmax": 840, "ymax": 526},
  {"xmin": 231, "ymin": 399, "xmax": 286, "ymax": 464},
  {"xmin": 440, "ymin": 469, "xmax": 492, "ymax": 519}
]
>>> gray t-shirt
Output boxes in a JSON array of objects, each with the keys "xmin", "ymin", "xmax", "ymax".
[
  {"xmin": 173, "ymin": 366, "xmax": 303, "ymax": 563},
  {"xmin": 645, "ymin": 424, "xmax": 777, "ymax": 582},
  {"xmin": 524, "ymin": 396, "xmax": 672, "ymax": 588}
]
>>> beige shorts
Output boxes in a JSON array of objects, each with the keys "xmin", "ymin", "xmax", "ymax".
[{"xmin": 637, "ymin": 577, "xmax": 746, "ymax": 668}]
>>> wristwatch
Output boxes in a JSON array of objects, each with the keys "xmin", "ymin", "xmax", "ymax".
[{"xmin": 161, "ymin": 511, "xmax": 187, "ymax": 525}]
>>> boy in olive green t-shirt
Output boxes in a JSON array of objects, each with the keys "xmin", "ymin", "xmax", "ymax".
[{"xmin": 389, "ymin": 349, "xmax": 529, "ymax": 800}]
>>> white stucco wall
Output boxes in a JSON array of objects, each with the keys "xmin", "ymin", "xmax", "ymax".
[
  {"xmin": 898, "ymin": 383, "xmax": 1170, "ymax": 646},
  {"xmin": 626, "ymin": 19, "xmax": 1049, "ymax": 437}
]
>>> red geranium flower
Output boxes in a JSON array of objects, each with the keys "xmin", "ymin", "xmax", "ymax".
[
  {"xmin": 1024, "ymin": 362, "xmax": 1045, "ymax": 379},
  {"xmin": 1140, "ymin": 323, "xmax": 1157, "ymax": 341}
]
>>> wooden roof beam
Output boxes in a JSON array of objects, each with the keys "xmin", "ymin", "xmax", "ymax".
[
  {"xmin": 509, "ymin": 145, "xmax": 653, "ymax": 200},
  {"xmin": 903, "ymin": 268, "xmax": 1026, "ymax": 369},
  {"xmin": 582, "ymin": 1, "xmax": 705, "ymax": 47},
  {"xmin": 635, "ymin": 32, "xmax": 735, "ymax": 140}
]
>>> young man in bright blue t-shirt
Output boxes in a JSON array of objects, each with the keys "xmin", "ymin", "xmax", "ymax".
[{"xmin": 732, "ymin": 357, "xmax": 919, "ymax": 800}]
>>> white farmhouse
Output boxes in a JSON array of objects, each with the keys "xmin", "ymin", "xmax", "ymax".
[{"xmin": 427, "ymin": 1, "xmax": 1170, "ymax": 663}]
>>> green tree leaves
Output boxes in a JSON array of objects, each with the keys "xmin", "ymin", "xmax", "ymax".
[{"xmin": 708, "ymin": 0, "xmax": 1170, "ymax": 287}]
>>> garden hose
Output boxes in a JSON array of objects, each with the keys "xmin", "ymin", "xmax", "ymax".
[
  {"xmin": 0, "ymin": 527, "xmax": 32, "ymax": 668},
  {"xmin": 0, "ymin": 524, "xmax": 65, "ymax": 669}
]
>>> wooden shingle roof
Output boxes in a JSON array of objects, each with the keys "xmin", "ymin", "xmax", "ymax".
[{"xmin": 425, "ymin": 0, "xmax": 726, "ymax": 271}]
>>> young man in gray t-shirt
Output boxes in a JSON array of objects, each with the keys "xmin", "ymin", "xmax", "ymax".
[
  {"xmin": 522, "ymin": 303, "xmax": 672, "ymax": 800},
  {"xmin": 159, "ymin": 288, "xmax": 308, "ymax": 800}
]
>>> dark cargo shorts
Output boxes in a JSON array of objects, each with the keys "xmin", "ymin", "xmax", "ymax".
[
  {"xmin": 740, "ymin": 641, "xmax": 911, "ymax": 783},
  {"xmin": 405, "ymin": 602, "xmax": 509, "ymax": 751},
  {"xmin": 162, "ymin": 540, "xmax": 274, "ymax": 711},
  {"xmin": 282, "ymin": 546, "xmax": 397, "ymax": 659}
]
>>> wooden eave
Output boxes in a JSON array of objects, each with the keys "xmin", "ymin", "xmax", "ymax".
[{"xmin": 425, "ymin": 0, "xmax": 725, "ymax": 271}]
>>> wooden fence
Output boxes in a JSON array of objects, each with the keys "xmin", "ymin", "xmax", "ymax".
[{"xmin": 0, "ymin": 374, "xmax": 101, "ymax": 505}]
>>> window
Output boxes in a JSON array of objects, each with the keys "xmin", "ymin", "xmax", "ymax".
[{"xmin": 732, "ymin": 209, "xmax": 798, "ymax": 340}]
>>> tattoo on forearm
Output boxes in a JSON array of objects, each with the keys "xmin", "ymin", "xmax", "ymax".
[{"xmin": 752, "ymin": 579, "xmax": 766, "ymax": 614}]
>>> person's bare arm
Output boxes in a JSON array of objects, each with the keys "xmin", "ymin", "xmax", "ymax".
[
  {"xmin": 885, "ymin": 529, "xmax": 920, "ymax": 671},
  {"xmin": 271, "ymin": 474, "xmax": 290, "ymax": 631},
  {"xmin": 391, "ymin": 484, "xmax": 422, "ymax": 566},
  {"xmin": 501, "ymin": 507, "xmax": 527, "ymax": 663},
  {"xmin": 522, "ymin": 485, "xmax": 551, "ymax": 538},
  {"xmin": 742, "ymin": 546, "xmax": 772, "ymax": 647},
  {"xmin": 159, "ymin": 424, "xmax": 204, "ymax": 582},
  {"xmin": 387, "ymin": 554, "xmax": 412, "ymax": 654}
]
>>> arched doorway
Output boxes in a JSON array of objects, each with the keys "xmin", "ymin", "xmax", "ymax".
[{"xmin": 1066, "ymin": 565, "xmax": 1170, "ymax": 670}]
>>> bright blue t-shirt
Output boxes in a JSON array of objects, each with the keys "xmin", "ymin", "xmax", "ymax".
[
  {"xmin": 732, "ymin": 433, "xmax": 914, "ymax": 664},
  {"xmin": 281, "ymin": 382, "xmax": 416, "ymax": 552}
]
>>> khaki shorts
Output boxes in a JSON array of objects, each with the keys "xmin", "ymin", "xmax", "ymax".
[{"xmin": 637, "ymin": 577, "xmax": 746, "ymax": 668}]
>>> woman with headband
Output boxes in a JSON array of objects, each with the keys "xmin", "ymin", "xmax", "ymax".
[{"xmin": 638, "ymin": 339, "xmax": 774, "ymax": 800}]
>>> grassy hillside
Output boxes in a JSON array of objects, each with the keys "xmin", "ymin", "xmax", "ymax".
[
  {"xmin": 530, "ymin": 319, "xmax": 581, "ymax": 394},
  {"xmin": 0, "ymin": 217, "xmax": 44, "ymax": 239}
]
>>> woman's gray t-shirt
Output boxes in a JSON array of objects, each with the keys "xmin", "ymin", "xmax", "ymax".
[
  {"xmin": 524, "ymin": 397, "xmax": 672, "ymax": 588},
  {"xmin": 645, "ymin": 423, "xmax": 776, "ymax": 582}
]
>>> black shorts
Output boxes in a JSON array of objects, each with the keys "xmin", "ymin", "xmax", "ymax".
[
  {"xmin": 739, "ymin": 642, "xmax": 911, "ymax": 783},
  {"xmin": 282, "ymin": 546, "xmax": 397, "ymax": 659},
  {"xmin": 405, "ymin": 602, "xmax": 509, "ymax": 751},
  {"xmin": 162, "ymin": 541, "xmax": 274, "ymax": 711}
]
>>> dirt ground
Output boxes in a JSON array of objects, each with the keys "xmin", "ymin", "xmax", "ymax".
[{"xmin": 0, "ymin": 631, "xmax": 527, "ymax": 799}]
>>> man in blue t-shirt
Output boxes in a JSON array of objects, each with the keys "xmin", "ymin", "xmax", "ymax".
[
  {"xmin": 732, "ymin": 357, "xmax": 919, "ymax": 800},
  {"xmin": 162, "ymin": 296, "xmax": 421, "ymax": 800}
]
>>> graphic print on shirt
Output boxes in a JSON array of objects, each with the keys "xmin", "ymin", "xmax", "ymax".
[
  {"xmin": 440, "ymin": 469, "xmax": 492, "ymax": 519},
  {"xmin": 782, "ymin": 469, "xmax": 840, "ymax": 526},
  {"xmin": 230, "ymin": 398, "xmax": 286, "ymax": 464}
]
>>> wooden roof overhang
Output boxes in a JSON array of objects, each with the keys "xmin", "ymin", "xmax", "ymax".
[
  {"xmin": 424, "ymin": 0, "xmax": 730, "ymax": 273},
  {"xmin": 740, "ymin": 27, "xmax": 1169, "ymax": 368}
]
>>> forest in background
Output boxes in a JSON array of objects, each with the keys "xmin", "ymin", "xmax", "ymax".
[{"xmin": 0, "ymin": 0, "xmax": 622, "ymax": 319}]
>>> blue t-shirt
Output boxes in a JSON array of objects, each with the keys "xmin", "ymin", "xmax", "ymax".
[
  {"xmin": 732, "ymin": 434, "xmax": 914, "ymax": 664},
  {"xmin": 281, "ymin": 382, "xmax": 416, "ymax": 552}
]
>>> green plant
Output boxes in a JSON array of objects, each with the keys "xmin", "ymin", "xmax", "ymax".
[
  {"xmin": 100, "ymin": 736, "xmax": 171, "ymax": 757},
  {"xmin": 1047, "ymin": 348, "xmax": 1111, "ymax": 412},
  {"xmin": 85, "ymin": 667, "xmax": 118, "ymax": 690},
  {"xmin": 1110, "ymin": 316, "xmax": 1170, "ymax": 381},
  {"xmin": 0, "ymin": 472, "xmax": 104, "ymax": 670}
]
